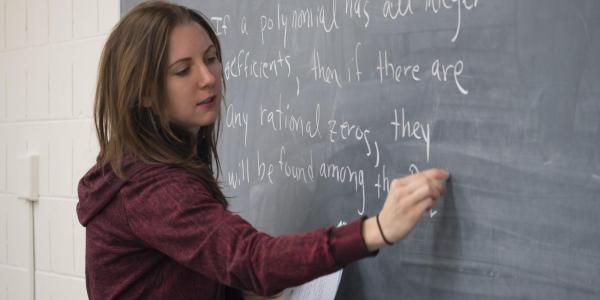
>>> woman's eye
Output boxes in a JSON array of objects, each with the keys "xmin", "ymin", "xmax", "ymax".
[
  {"xmin": 206, "ymin": 56, "xmax": 219, "ymax": 64},
  {"xmin": 175, "ymin": 67, "xmax": 190, "ymax": 76}
]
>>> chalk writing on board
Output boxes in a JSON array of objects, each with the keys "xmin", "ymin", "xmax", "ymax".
[
  {"xmin": 390, "ymin": 108, "xmax": 431, "ymax": 162},
  {"xmin": 225, "ymin": 103, "xmax": 249, "ymax": 147},
  {"xmin": 260, "ymin": 1, "xmax": 340, "ymax": 47},
  {"xmin": 223, "ymin": 49, "xmax": 292, "ymax": 80},
  {"xmin": 345, "ymin": 0, "xmax": 370, "ymax": 27},
  {"xmin": 256, "ymin": 150, "xmax": 275, "ymax": 184},
  {"xmin": 279, "ymin": 146, "xmax": 315, "ymax": 184},
  {"xmin": 210, "ymin": 15, "xmax": 231, "ymax": 36},
  {"xmin": 227, "ymin": 157, "xmax": 250, "ymax": 189},
  {"xmin": 312, "ymin": 49, "xmax": 343, "ymax": 87},
  {"xmin": 260, "ymin": 95, "xmax": 322, "ymax": 139},
  {"xmin": 383, "ymin": 0, "xmax": 415, "ymax": 19},
  {"xmin": 424, "ymin": 0, "xmax": 480, "ymax": 42},
  {"xmin": 212, "ymin": 0, "xmax": 485, "ymax": 217},
  {"xmin": 377, "ymin": 50, "xmax": 422, "ymax": 83}
]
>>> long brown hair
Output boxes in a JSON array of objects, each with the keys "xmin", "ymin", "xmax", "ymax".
[{"xmin": 94, "ymin": 1, "xmax": 227, "ymax": 206}]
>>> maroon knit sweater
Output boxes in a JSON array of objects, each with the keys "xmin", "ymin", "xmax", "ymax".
[{"xmin": 76, "ymin": 156, "xmax": 376, "ymax": 299}]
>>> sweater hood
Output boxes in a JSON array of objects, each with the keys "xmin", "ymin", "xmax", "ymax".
[{"xmin": 76, "ymin": 155, "xmax": 139, "ymax": 226}]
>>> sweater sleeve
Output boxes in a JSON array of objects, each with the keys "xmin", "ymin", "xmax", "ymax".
[{"xmin": 122, "ymin": 167, "xmax": 377, "ymax": 296}]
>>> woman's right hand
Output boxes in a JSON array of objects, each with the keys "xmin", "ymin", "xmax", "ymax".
[{"xmin": 362, "ymin": 168, "xmax": 449, "ymax": 251}]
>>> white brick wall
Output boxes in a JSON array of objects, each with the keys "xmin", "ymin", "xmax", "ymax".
[
  {"xmin": 0, "ymin": 1, "xmax": 6, "ymax": 51},
  {"xmin": 49, "ymin": 0, "xmax": 73, "ymax": 42},
  {"xmin": 6, "ymin": 0, "xmax": 27, "ymax": 50},
  {"xmin": 48, "ymin": 43, "xmax": 73, "ymax": 119},
  {"xmin": 0, "ymin": 194, "xmax": 34, "ymax": 300},
  {"xmin": 28, "ymin": 0, "xmax": 50, "ymax": 46},
  {"xmin": 0, "ymin": 0, "xmax": 120, "ymax": 299}
]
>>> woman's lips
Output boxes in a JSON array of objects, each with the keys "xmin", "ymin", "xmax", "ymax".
[{"xmin": 196, "ymin": 96, "xmax": 216, "ymax": 108}]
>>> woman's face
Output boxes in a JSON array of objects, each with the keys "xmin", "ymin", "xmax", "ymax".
[{"xmin": 165, "ymin": 22, "xmax": 222, "ymax": 134}]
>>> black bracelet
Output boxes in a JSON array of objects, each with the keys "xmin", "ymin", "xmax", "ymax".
[{"xmin": 376, "ymin": 214, "xmax": 394, "ymax": 246}]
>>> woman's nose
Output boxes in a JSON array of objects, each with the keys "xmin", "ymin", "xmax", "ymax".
[{"xmin": 196, "ymin": 63, "xmax": 217, "ymax": 88}]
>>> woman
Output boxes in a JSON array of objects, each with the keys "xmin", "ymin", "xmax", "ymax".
[{"xmin": 76, "ymin": 1, "xmax": 449, "ymax": 299}]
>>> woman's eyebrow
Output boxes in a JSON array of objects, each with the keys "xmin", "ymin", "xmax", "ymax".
[
  {"xmin": 169, "ymin": 45, "xmax": 216, "ymax": 68},
  {"xmin": 169, "ymin": 57, "xmax": 191, "ymax": 69}
]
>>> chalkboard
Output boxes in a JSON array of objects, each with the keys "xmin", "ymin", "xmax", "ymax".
[{"xmin": 122, "ymin": 1, "xmax": 600, "ymax": 299}]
